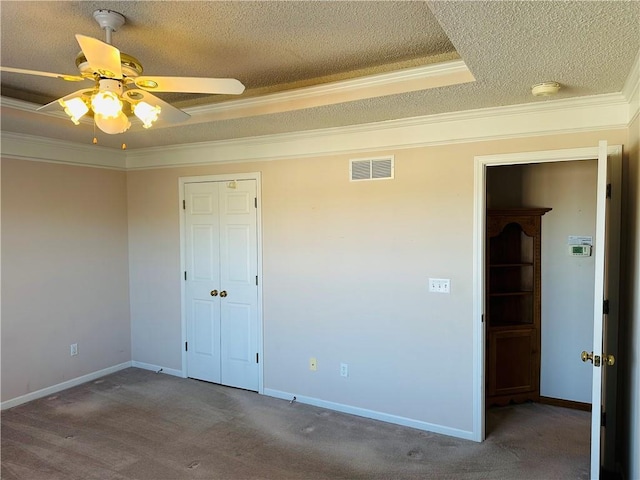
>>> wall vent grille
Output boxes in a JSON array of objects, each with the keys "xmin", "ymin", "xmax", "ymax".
[{"xmin": 350, "ymin": 156, "xmax": 394, "ymax": 181}]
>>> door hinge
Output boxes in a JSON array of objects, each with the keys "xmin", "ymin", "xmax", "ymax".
[
  {"xmin": 256, "ymin": 353, "xmax": 259, "ymax": 363},
  {"xmin": 256, "ymin": 275, "xmax": 258, "ymax": 286},
  {"xmin": 481, "ymin": 314, "xmax": 484, "ymax": 323},
  {"xmin": 183, "ymin": 199, "xmax": 186, "ymax": 210},
  {"xmin": 185, "ymin": 341, "xmax": 188, "ymax": 352},
  {"xmin": 184, "ymin": 271, "xmax": 187, "ymax": 281},
  {"xmin": 606, "ymin": 183, "xmax": 612, "ymax": 199},
  {"xmin": 254, "ymin": 197, "xmax": 257, "ymax": 208},
  {"xmin": 603, "ymin": 299, "xmax": 610, "ymax": 315},
  {"xmin": 601, "ymin": 411, "xmax": 606, "ymax": 427}
]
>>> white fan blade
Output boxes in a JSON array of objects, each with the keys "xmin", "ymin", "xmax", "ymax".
[
  {"xmin": 134, "ymin": 76, "xmax": 245, "ymax": 95},
  {"xmin": 0, "ymin": 66, "xmax": 85, "ymax": 82},
  {"xmin": 75, "ymin": 34, "xmax": 122, "ymax": 79},
  {"xmin": 124, "ymin": 88, "xmax": 190, "ymax": 126}
]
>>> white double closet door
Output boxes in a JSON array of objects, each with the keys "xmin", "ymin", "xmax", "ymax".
[{"xmin": 184, "ymin": 180, "xmax": 259, "ymax": 391}]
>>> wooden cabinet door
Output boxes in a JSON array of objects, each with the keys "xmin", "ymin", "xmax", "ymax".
[{"xmin": 487, "ymin": 328, "xmax": 538, "ymax": 399}]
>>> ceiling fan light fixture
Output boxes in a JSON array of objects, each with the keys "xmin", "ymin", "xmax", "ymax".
[
  {"xmin": 91, "ymin": 90, "xmax": 123, "ymax": 118},
  {"xmin": 59, "ymin": 97, "xmax": 89, "ymax": 125},
  {"xmin": 3, "ymin": 8, "xmax": 243, "ymax": 139},
  {"xmin": 134, "ymin": 101, "xmax": 161, "ymax": 128},
  {"xmin": 94, "ymin": 110, "xmax": 131, "ymax": 134}
]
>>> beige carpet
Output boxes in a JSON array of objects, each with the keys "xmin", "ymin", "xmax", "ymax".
[{"xmin": 1, "ymin": 368, "xmax": 590, "ymax": 479}]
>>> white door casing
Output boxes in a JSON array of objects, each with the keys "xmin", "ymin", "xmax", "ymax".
[
  {"xmin": 180, "ymin": 174, "xmax": 263, "ymax": 393},
  {"xmin": 473, "ymin": 144, "xmax": 622, "ymax": 480}
]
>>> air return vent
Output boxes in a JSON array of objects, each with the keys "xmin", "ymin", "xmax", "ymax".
[{"xmin": 349, "ymin": 156, "xmax": 394, "ymax": 181}]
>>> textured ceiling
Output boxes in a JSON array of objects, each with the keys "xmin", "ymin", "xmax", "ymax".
[
  {"xmin": 1, "ymin": 1, "xmax": 454, "ymax": 103},
  {"xmin": 1, "ymin": 1, "xmax": 639, "ymax": 150}
]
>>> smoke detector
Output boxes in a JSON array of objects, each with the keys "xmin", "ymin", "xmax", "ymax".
[{"xmin": 531, "ymin": 81, "xmax": 561, "ymax": 97}]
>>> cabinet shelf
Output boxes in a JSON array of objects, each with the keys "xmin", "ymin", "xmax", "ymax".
[{"xmin": 486, "ymin": 207, "xmax": 551, "ymax": 406}]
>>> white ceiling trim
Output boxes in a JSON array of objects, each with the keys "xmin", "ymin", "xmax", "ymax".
[
  {"xmin": 124, "ymin": 92, "xmax": 630, "ymax": 169},
  {"xmin": 183, "ymin": 60, "xmax": 474, "ymax": 124},
  {"xmin": 622, "ymin": 50, "xmax": 640, "ymax": 124},
  {"xmin": 0, "ymin": 131, "xmax": 126, "ymax": 169},
  {"xmin": 1, "ymin": 90, "xmax": 632, "ymax": 171}
]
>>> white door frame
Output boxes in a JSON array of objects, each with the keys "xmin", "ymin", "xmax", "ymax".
[
  {"xmin": 178, "ymin": 172, "xmax": 264, "ymax": 394},
  {"xmin": 472, "ymin": 145, "xmax": 622, "ymax": 442}
]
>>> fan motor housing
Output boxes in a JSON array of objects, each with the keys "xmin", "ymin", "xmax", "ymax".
[{"xmin": 75, "ymin": 51, "xmax": 144, "ymax": 79}]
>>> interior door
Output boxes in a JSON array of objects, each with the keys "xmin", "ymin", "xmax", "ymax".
[
  {"xmin": 587, "ymin": 140, "xmax": 621, "ymax": 479},
  {"xmin": 185, "ymin": 182, "xmax": 221, "ymax": 384},
  {"xmin": 219, "ymin": 180, "xmax": 259, "ymax": 391},
  {"xmin": 185, "ymin": 180, "xmax": 259, "ymax": 391}
]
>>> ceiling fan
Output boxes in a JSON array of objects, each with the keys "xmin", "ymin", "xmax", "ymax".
[{"xmin": 0, "ymin": 9, "xmax": 245, "ymax": 136}]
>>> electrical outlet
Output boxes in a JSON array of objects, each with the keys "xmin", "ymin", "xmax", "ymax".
[
  {"xmin": 309, "ymin": 357, "xmax": 317, "ymax": 371},
  {"xmin": 429, "ymin": 278, "xmax": 450, "ymax": 293},
  {"xmin": 70, "ymin": 343, "xmax": 78, "ymax": 356},
  {"xmin": 340, "ymin": 363, "xmax": 348, "ymax": 377}
]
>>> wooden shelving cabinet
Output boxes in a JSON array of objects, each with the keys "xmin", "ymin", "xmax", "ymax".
[{"xmin": 486, "ymin": 208, "xmax": 551, "ymax": 406}]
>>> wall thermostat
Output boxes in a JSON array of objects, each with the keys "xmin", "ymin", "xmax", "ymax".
[{"xmin": 569, "ymin": 245, "xmax": 592, "ymax": 256}]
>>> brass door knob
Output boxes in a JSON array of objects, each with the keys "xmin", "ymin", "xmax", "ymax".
[
  {"xmin": 581, "ymin": 351, "xmax": 601, "ymax": 366},
  {"xmin": 220, "ymin": 291, "xmax": 228, "ymax": 298},
  {"xmin": 210, "ymin": 290, "xmax": 218, "ymax": 296},
  {"xmin": 604, "ymin": 354, "xmax": 615, "ymax": 366}
]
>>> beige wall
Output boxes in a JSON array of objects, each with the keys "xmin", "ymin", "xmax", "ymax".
[
  {"xmin": 127, "ymin": 149, "xmax": 475, "ymax": 430},
  {"xmin": 1, "ymin": 120, "xmax": 636, "ymax": 457},
  {"xmin": 1, "ymin": 158, "xmax": 131, "ymax": 402},
  {"xmin": 127, "ymin": 129, "xmax": 627, "ymax": 434}
]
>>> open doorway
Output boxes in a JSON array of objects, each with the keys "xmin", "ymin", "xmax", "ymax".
[
  {"xmin": 486, "ymin": 160, "xmax": 597, "ymax": 412},
  {"xmin": 480, "ymin": 159, "xmax": 597, "ymax": 479},
  {"xmin": 472, "ymin": 143, "xmax": 623, "ymax": 479}
]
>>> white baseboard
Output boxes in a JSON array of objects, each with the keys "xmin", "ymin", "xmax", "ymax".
[
  {"xmin": 131, "ymin": 361, "xmax": 184, "ymax": 378},
  {"xmin": 1, "ymin": 361, "xmax": 132, "ymax": 410},
  {"xmin": 2, "ymin": 364, "xmax": 473, "ymax": 441},
  {"xmin": 263, "ymin": 388, "xmax": 475, "ymax": 441}
]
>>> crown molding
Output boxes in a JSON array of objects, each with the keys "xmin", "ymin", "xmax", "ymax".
[
  {"xmin": 622, "ymin": 50, "xmax": 640, "ymax": 124},
  {"xmin": 2, "ymin": 97, "xmax": 41, "ymax": 111},
  {"xmin": 182, "ymin": 60, "xmax": 474, "ymax": 124},
  {"xmin": 125, "ymin": 92, "xmax": 629, "ymax": 170},
  {"xmin": 0, "ymin": 131, "xmax": 126, "ymax": 169},
  {"xmin": 1, "ymin": 88, "xmax": 632, "ymax": 171}
]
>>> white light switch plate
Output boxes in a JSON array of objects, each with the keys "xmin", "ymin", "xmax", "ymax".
[{"xmin": 429, "ymin": 278, "xmax": 450, "ymax": 293}]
